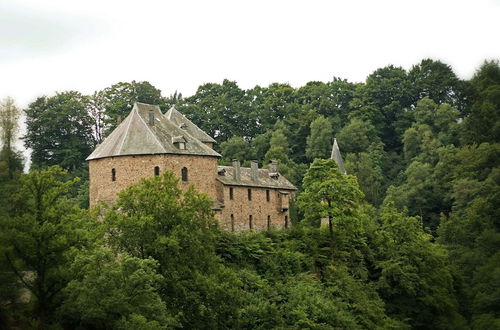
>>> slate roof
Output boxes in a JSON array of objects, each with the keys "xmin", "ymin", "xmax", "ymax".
[
  {"xmin": 164, "ymin": 106, "xmax": 216, "ymax": 144},
  {"xmin": 217, "ymin": 166, "xmax": 296, "ymax": 190},
  {"xmin": 331, "ymin": 138, "xmax": 346, "ymax": 174},
  {"xmin": 86, "ymin": 103, "xmax": 220, "ymax": 160}
]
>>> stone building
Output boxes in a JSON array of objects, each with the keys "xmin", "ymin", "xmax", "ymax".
[{"xmin": 87, "ymin": 102, "xmax": 296, "ymax": 231}]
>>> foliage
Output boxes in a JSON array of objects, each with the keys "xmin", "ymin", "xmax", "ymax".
[
  {"xmin": 0, "ymin": 166, "xmax": 90, "ymax": 326},
  {"xmin": 60, "ymin": 247, "xmax": 176, "ymax": 329},
  {"xmin": 305, "ymin": 115, "xmax": 333, "ymax": 160},
  {"xmin": 104, "ymin": 172, "xmax": 243, "ymax": 328},
  {"xmin": 24, "ymin": 91, "xmax": 94, "ymax": 172}
]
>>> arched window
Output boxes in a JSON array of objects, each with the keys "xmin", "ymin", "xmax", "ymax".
[
  {"xmin": 181, "ymin": 167, "xmax": 188, "ymax": 182},
  {"xmin": 154, "ymin": 166, "xmax": 160, "ymax": 176},
  {"xmin": 111, "ymin": 168, "xmax": 116, "ymax": 182}
]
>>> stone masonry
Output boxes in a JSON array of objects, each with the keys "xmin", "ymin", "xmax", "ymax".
[{"xmin": 87, "ymin": 102, "xmax": 296, "ymax": 231}]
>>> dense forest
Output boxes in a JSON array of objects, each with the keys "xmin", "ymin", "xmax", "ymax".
[{"xmin": 0, "ymin": 59, "xmax": 499, "ymax": 329}]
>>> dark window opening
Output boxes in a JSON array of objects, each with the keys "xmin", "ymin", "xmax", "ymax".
[
  {"xmin": 267, "ymin": 215, "xmax": 271, "ymax": 230},
  {"xmin": 285, "ymin": 215, "xmax": 289, "ymax": 229},
  {"xmin": 111, "ymin": 168, "xmax": 116, "ymax": 182},
  {"xmin": 154, "ymin": 166, "xmax": 160, "ymax": 176},
  {"xmin": 181, "ymin": 167, "xmax": 188, "ymax": 182},
  {"xmin": 231, "ymin": 214, "xmax": 234, "ymax": 232},
  {"xmin": 266, "ymin": 189, "xmax": 270, "ymax": 202},
  {"xmin": 249, "ymin": 215, "xmax": 253, "ymax": 230},
  {"xmin": 248, "ymin": 189, "xmax": 252, "ymax": 201},
  {"xmin": 229, "ymin": 187, "xmax": 234, "ymax": 200}
]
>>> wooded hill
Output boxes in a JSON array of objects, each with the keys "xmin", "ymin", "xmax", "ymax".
[{"xmin": 0, "ymin": 59, "xmax": 498, "ymax": 329}]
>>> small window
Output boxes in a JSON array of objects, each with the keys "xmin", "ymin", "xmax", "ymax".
[
  {"xmin": 285, "ymin": 215, "xmax": 289, "ymax": 229},
  {"xmin": 231, "ymin": 214, "xmax": 235, "ymax": 232},
  {"xmin": 111, "ymin": 168, "xmax": 116, "ymax": 182},
  {"xmin": 229, "ymin": 187, "xmax": 234, "ymax": 200},
  {"xmin": 154, "ymin": 166, "xmax": 160, "ymax": 176},
  {"xmin": 248, "ymin": 189, "xmax": 252, "ymax": 201},
  {"xmin": 267, "ymin": 215, "xmax": 271, "ymax": 230},
  {"xmin": 181, "ymin": 167, "xmax": 188, "ymax": 182},
  {"xmin": 178, "ymin": 142, "xmax": 186, "ymax": 150},
  {"xmin": 249, "ymin": 215, "xmax": 253, "ymax": 230},
  {"xmin": 266, "ymin": 189, "xmax": 270, "ymax": 202}
]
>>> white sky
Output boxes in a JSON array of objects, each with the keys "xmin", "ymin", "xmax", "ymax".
[{"xmin": 1, "ymin": 0, "xmax": 500, "ymax": 109}]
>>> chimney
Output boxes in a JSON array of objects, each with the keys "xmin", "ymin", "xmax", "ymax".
[
  {"xmin": 148, "ymin": 110, "xmax": 155, "ymax": 126},
  {"xmin": 251, "ymin": 160, "xmax": 259, "ymax": 181},
  {"xmin": 269, "ymin": 160, "xmax": 278, "ymax": 173},
  {"xmin": 232, "ymin": 159, "xmax": 240, "ymax": 181}
]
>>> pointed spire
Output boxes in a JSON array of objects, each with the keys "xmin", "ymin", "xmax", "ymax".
[{"xmin": 331, "ymin": 138, "xmax": 346, "ymax": 174}]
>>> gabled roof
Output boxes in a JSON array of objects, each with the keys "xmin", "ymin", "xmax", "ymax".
[
  {"xmin": 86, "ymin": 103, "xmax": 220, "ymax": 161},
  {"xmin": 164, "ymin": 106, "xmax": 216, "ymax": 143},
  {"xmin": 216, "ymin": 166, "xmax": 297, "ymax": 190},
  {"xmin": 331, "ymin": 138, "xmax": 346, "ymax": 174}
]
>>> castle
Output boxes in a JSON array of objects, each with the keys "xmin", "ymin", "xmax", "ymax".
[{"xmin": 87, "ymin": 102, "xmax": 296, "ymax": 231}]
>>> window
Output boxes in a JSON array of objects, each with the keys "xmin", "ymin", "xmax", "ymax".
[
  {"xmin": 154, "ymin": 166, "xmax": 160, "ymax": 176},
  {"xmin": 231, "ymin": 214, "xmax": 235, "ymax": 232},
  {"xmin": 266, "ymin": 189, "xmax": 270, "ymax": 202},
  {"xmin": 181, "ymin": 167, "xmax": 188, "ymax": 182},
  {"xmin": 178, "ymin": 142, "xmax": 186, "ymax": 150},
  {"xmin": 267, "ymin": 215, "xmax": 271, "ymax": 230},
  {"xmin": 248, "ymin": 188, "xmax": 252, "ymax": 201},
  {"xmin": 111, "ymin": 168, "xmax": 116, "ymax": 182},
  {"xmin": 285, "ymin": 215, "xmax": 289, "ymax": 229},
  {"xmin": 249, "ymin": 215, "xmax": 253, "ymax": 230},
  {"xmin": 229, "ymin": 187, "xmax": 234, "ymax": 200}
]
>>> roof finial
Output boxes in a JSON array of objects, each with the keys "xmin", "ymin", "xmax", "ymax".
[{"xmin": 331, "ymin": 138, "xmax": 346, "ymax": 174}]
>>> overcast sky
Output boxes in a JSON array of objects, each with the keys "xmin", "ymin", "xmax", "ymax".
[{"xmin": 1, "ymin": 0, "xmax": 500, "ymax": 109}]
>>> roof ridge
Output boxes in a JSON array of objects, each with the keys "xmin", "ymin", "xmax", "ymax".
[{"xmin": 117, "ymin": 109, "xmax": 134, "ymax": 155}]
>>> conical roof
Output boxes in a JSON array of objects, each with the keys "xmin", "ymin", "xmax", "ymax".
[
  {"xmin": 86, "ymin": 103, "xmax": 220, "ymax": 160},
  {"xmin": 331, "ymin": 138, "xmax": 346, "ymax": 174},
  {"xmin": 164, "ymin": 106, "xmax": 216, "ymax": 143}
]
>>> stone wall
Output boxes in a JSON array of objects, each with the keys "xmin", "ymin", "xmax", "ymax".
[
  {"xmin": 215, "ymin": 184, "xmax": 291, "ymax": 231},
  {"xmin": 88, "ymin": 154, "xmax": 219, "ymax": 206}
]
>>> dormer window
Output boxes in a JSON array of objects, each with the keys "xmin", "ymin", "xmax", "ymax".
[{"xmin": 172, "ymin": 136, "xmax": 187, "ymax": 150}]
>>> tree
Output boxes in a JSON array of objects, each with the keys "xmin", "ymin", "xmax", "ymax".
[
  {"xmin": 95, "ymin": 81, "xmax": 166, "ymax": 136},
  {"xmin": 463, "ymin": 60, "xmax": 500, "ymax": 144},
  {"xmin": 104, "ymin": 172, "xmax": 243, "ymax": 328},
  {"xmin": 297, "ymin": 159, "xmax": 364, "ymax": 234},
  {"xmin": 305, "ymin": 115, "xmax": 333, "ymax": 160},
  {"xmin": 24, "ymin": 92, "xmax": 94, "ymax": 172},
  {"xmin": 409, "ymin": 58, "xmax": 462, "ymax": 107},
  {"xmin": 220, "ymin": 136, "xmax": 254, "ymax": 165},
  {"xmin": 0, "ymin": 97, "xmax": 23, "ymax": 178},
  {"xmin": 336, "ymin": 118, "xmax": 379, "ymax": 154},
  {"xmin": 0, "ymin": 167, "xmax": 89, "ymax": 326},
  {"xmin": 349, "ymin": 65, "xmax": 413, "ymax": 150},
  {"xmin": 264, "ymin": 127, "xmax": 296, "ymax": 181},
  {"xmin": 181, "ymin": 79, "xmax": 254, "ymax": 142},
  {"xmin": 60, "ymin": 247, "xmax": 176, "ymax": 329},
  {"xmin": 371, "ymin": 206, "xmax": 466, "ymax": 329}
]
